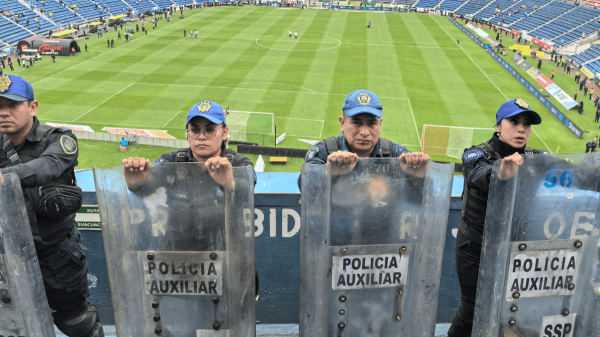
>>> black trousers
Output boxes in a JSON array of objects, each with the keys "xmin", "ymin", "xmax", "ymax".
[
  {"xmin": 448, "ymin": 229, "xmax": 482, "ymax": 337},
  {"xmin": 38, "ymin": 226, "xmax": 91, "ymax": 322}
]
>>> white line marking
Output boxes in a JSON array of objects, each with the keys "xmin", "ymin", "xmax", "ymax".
[
  {"xmin": 241, "ymin": 8, "xmax": 257, "ymax": 17},
  {"xmin": 227, "ymin": 81, "xmax": 317, "ymax": 93},
  {"xmin": 379, "ymin": 28, "xmax": 382, "ymax": 42},
  {"xmin": 163, "ymin": 111, "xmax": 183, "ymax": 127},
  {"xmin": 383, "ymin": 11, "xmax": 388, "ymax": 27},
  {"xmin": 429, "ymin": 15, "xmax": 552, "ymax": 153},
  {"xmin": 319, "ymin": 119, "xmax": 324, "ymax": 137},
  {"xmin": 73, "ymin": 83, "xmax": 135, "ymax": 121},
  {"xmin": 407, "ymin": 99, "xmax": 420, "ymax": 144},
  {"xmin": 275, "ymin": 116, "xmax": 325, "ymax": 122},
  {"xmin": 134, "ymin": 82, "xmax": 411, "ymax": 100},
  {"xmin": 33, "ymin": 8, "xmax": 211, "ymax": 85},
  {"xmin": 231, "ymin": 110, "xmax": 274, "ymax": 115}
]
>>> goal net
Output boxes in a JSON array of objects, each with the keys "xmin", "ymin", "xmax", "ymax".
[
  {"xmin": 421, "ymin": 125, "xmax": 495, "ymax": 159},
  {"xmin": 226, "ymin": 110, "xmax": 274, "ymax": 145}
]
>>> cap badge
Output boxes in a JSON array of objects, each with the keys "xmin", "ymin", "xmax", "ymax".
[
  {"xmin": 198, "ymin": 101, "xmax": 212, "ymax": 112},
  {"xmin": 357, "ymin": 93, "xmax": 370, "ymax": 105},
  {"xmin": 515, "ymin": 98, "xmax": 529, "ymax": 109},
  {"xmin": 0, "ymin": 75, "xmax": 12, "ymax": 94}
]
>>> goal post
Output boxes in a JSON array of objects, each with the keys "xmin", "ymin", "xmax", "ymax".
[
  {"xmin": 421, "ymin": 124, "xmax": 495, "ymax": 159},
  {"xmin": 226, "ymin": 110, "xmax": 275, "ymax": 144}
]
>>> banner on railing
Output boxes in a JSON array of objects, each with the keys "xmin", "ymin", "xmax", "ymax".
[
  {"xmin": 581, "ymin": 65, "xmax": 594, "ymax": 79},
  {"xmin": 511, "ymin": 53, "xmax": 578, "ymax": 111},
  {"xmin": 46, "ymin": 122, "xmax": 95, "ymax": 132},
  {"xmin": 450, "ymin": 16, "xmax": 582, "ymax": 139},
  {"xmin": 102, "ymin": 127, "xmax": 175, "ymax": 138}
]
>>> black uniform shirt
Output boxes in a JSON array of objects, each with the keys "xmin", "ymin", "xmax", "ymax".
[{"xmin": 0, "ymin": 117, "xmax": 79, "ymax": 188}]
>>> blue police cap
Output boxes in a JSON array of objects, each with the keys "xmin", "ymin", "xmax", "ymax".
[
  {"xmin": 186, "ymin": 101, "xmax": 226, "ymax": 126},
  {"xmin": 0, "ymin": 75, "xmax": 34, "ymax": 102},
  {"xmin": 342, "ymin": 89, "xmax": 383, "ymax": 118},
  {"xmin": 496, "ymin": 99, "xmax": 542, "ymax": 125}
]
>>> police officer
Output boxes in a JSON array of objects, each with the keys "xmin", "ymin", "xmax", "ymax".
[
  {"xmin": 121, "ymin": 100, "xmax": 260, "ymax": 298},
  {"xmin": 299, "ymin": 89, "xmax": 429, "ymax": 187},
  {"xmin": 448, "ymin": 99, "xmax": 545, "ymax": 337},
  {"xmin": 0, "ymin": 75, "xmax": 104, "ymax": 337}
]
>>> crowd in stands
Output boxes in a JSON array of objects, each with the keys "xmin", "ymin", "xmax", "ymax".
[{"xmin": 0, "ymin": 0, "xmax": 200, "ymax": 46}]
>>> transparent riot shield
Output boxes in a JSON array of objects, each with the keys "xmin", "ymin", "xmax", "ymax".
[
  {"xmin": 299, "ymin": 158, "xmax": 454, "ymax": 337},
  {"xmin": 94, "ymin": 163, "xmax": 255, "ymax": 337},
  {"xmin": 473, "ymin": 153, "xmax": 600, "ymax": 337},
  {"xmin": 0, "ymin": 173, "xmax": 56, "ymax": 337}
]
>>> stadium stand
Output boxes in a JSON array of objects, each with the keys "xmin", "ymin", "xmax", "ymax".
[
  {"xmin": 511, "ymin": 1, "xmax": 576, "ymax": 32},
  {"xmin": 0, "ymin": 0, "xmax": 56, "ymax": 38},
  {"xmin": 39, "ymin": 0, "xmax": 80, "ymax": 24},
  {"xmin": 439, "ymin": 0, "xmax": 468, "ymax": 11},
  {"xmin": 570, "ymin": 44, "xmax": 600, "ymax": 66},
  {"xmin": 456, "ymin": 0, "xmax": 490, "ymax": 15},
  {"xmin": 414, "ymin": 0, "xmax": 441, "ymax": 9},
  {"xmin": 476, "ymin": 0, "xmax": 517, "ymax": 21},
  {"xmin": 491, "ymin": 0, "xmax": 552, "ymax": 26},
  {"xmin": 131, "ymin": 0, "xmax": 160, "ymax": 13},
  {"xmin": 0, "ymin": 15, "xmax": 34, "ymax": 44},
  {"xmin": 529, "ymin": 4, "xmax": 600, "ymax": 42},
  {"xmin": 64, "ymin": 0, "xmax": 109, "ymax": 20}
]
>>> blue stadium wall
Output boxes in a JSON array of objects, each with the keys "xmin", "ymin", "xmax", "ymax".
[{"xmin": 76, "ymin": 170, "xmax": 464, "ymax": 325}]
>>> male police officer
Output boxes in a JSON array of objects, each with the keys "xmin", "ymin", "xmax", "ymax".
[
  {"xmin": 299, "ymin": 89, "xmax": 429, "ymax": 187},
  {"xmin": 0, "ymin": 75, "xmax": 104, "ymax": 337}
]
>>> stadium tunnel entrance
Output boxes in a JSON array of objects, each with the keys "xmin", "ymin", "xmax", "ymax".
[{"xmin": 17, "ymin": 37, "xmax": 80, "ymax": 56}]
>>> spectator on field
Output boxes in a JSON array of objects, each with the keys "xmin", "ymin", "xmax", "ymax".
[
  {"xmin": 126, "ymin": 132, "xmax": 137, "ymax": 145},
  {"xmin": 120, "ymin": 137, "xmax": 128, "ymax": 151},
  {"xmin": 595, "ymin": 107, "xmax": 600, "ymax": 123},
  {"xmin": 575, "ymin": 91, "xmax": 578, "ymax": 100},
  {"xmin": 591, "ymin": 88, "xmax": 595, "ymax": 100},
  {"xmin": 551, "ymin": 69, "xmax": 555, "ymax": 79}
]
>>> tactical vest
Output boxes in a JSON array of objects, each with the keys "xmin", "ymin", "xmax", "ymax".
[
  {"xmin": 322, "ymin": 136, "xmax": 393, "ymax": 157},
  {"xmin": 0, "ymin": 125, "xmax": 79, "ymax": 243},
  {"xmin": 174, "ymin": 146, "xmax": 260, "ymax": 299},
  {"xmin": 460, "ymin": 142, "xmax": 534, "ymax": 245},
  {"xmin": 174, "ymin": 147, "xmax": 238, "ymax": 163}
]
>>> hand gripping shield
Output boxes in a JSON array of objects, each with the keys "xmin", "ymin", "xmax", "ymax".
[
  {"xmin": 0, "ymin": 173, "xmax": 56, "ymax": 337},
  {"xmin": 472, "ymin": 153, "xmax": 600, "ymax": 337},
  {"xmin": 299, "ymin": 159, "xmax": 454, "ymax": 337},
  {"xmin": 94, "ymin": 163, "xmax": 255, "ymax": 337}
]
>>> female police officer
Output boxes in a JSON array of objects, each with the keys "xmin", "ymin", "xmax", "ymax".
[
  {"xmin": 448, "ymin": 99, "xmax": 546, "ymax": 337},
  {"xmin": 121, "ymin": 100, "xmax": 259, "ymax": 296},
  {"xmin": 122, "ymin": 100, "xmax": 255, "ymax": 189}
]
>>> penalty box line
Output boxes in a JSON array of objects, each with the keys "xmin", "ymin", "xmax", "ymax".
[{"xmin": 231, "ymin": 110, "xmax": 325, "ymax": 138}]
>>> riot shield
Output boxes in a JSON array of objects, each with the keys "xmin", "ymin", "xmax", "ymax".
[
  {"xmin": 472, "ymin": 153, "xmax": 600, "ymax": 337},
  {"xmin": 299, "ymin": 158, "xmax": 454, "ymax": 337},
  {"xmin": 94, "ymin": 163, "xmax": 255, "ymax": 337},
  {"xmin": 0, "ymin": 173, "xmax": 56, "ymax": 337}
]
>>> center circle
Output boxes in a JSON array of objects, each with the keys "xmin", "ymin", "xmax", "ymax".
[{"xmin": 255, "ymin": 34, "xmax": 341, "ymax": 51}]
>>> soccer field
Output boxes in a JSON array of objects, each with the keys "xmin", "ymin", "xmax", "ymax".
[{"xmin": 15, "ymin": 6, "xmax": 586, "ymax": 169}]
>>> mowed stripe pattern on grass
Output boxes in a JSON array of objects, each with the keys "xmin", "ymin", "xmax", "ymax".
[{"xmin": 20, "ymin": 7, "xmax": 574, "ymax": 167}]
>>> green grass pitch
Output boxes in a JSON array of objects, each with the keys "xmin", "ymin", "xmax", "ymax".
[{"xmin": 12, "ymin": 7, "xmax": 587, "ymax": 171}]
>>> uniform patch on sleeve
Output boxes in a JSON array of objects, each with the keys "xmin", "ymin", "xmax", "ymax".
[
  {"xmin": 462, "ymin": 148, "xmax": 485, "ymax": 163},
  {"xmin": 60, "ymin": 135, "xmax": 77, "ymax": 155},
  {"xmin": 154, "ymin": 158, "xmax": 165, "ymax": 164},
  {"xmin": 306, "ymin": 146, "xmax": 319, "ymax": 160}
]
